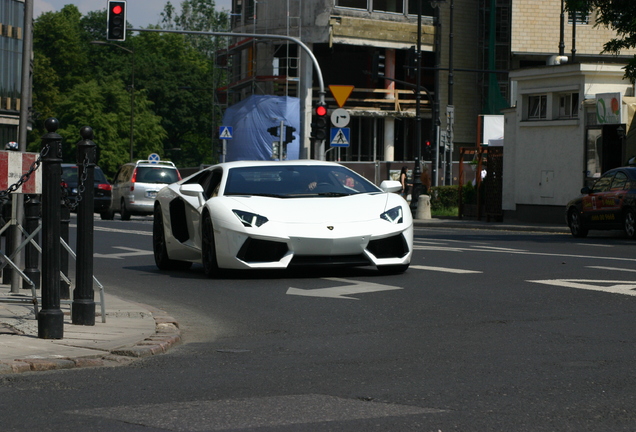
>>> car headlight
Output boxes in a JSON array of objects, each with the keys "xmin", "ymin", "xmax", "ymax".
[
  {"xmin": 233, "ymin": 210, "xmax": 269, "ymax": 227},
  {"xmin": 380, "ymin": 206, "xmax": 403, "ymax": 224}
]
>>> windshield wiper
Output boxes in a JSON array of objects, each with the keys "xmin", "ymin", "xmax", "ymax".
[
  {"xmin": 316, "ymin": 192, "xmax": 351, "ymax": 197},
  {"xmin": 227, "ymin": 193, "xmax": 287, "ymax": 198}
]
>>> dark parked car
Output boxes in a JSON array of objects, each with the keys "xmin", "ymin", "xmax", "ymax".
[
  {"xmin": 565, "ymin": 166, "xmax": 636, "ymax": 238},
  {"xmin": 61, "ymin": 164, "xmax": 114, "ymax": 220}
]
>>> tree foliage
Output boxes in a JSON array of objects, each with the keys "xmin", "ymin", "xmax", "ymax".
[
  {"xmin": 565, "ymin": 0, "xmax": 636, "ymax": 81},
  {"xmin": 31, "ymin": 0, "xmax": 228, "ymax": 177}
]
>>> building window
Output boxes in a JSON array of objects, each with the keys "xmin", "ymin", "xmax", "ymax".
[
  {"xmin": 558, "ymin": 92, "xmax": 579, "ymax": 119},
  {"xmin": 373, "ymin": 0, "xmax": 404, "ymax": 14},
  {"xmin": 336, "ymin": 0, "xmax": 368, "ymax": 10},
  {"xmin": 568, "ymin": 11, "xmax": 589, "ymax": 25},
  {"xmin": 336, "ymin": 0, "xmax": 421, "ymax": 15},
  {"xmin": 528, "ymin": 95, "xmax": 547, "ymax": 120}
]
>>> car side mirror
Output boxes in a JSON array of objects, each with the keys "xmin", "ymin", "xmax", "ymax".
[
  {"xmin": 379, "ymin": 180, "xmax": 403, "ymax": 194},
  {"xmin": 581, "ymin": 186, "xmax": 591, "ymax": 194},
  {"xmin": 180, "ymin": 183, "xmax": 205, "ymax": 207}
]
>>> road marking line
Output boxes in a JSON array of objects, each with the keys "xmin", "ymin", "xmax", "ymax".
[
  {"xmin": 410, "ymin": 265, "xmax": 482, "ymax": 274},
  {"xmin": 94, "ymin": 246, "xmax": 154, "ymax": 259},
  {"xmin": 528, "ymin": 279, "xmax": 636, "ymax": 297},
  {"xmin": 287, "ymin": 278, "xmax": 402, "ymax": 300},
  {"xmin": 587, "ymin": 266, "xmax": 636, "ymax": 273}
]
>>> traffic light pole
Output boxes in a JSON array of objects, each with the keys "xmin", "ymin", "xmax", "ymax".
[{"xmin": 130, "ymin": 29, "xmax": 326, "ymax": 105}]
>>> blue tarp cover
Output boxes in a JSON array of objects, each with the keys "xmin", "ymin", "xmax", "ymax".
[{"xmin": 221, "ymin": 95, "xmax": 301, "ymax": 161}]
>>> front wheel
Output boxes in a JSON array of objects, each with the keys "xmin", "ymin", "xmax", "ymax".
[
  {"xmin": 568, "ymin": 209, "xmax": 588, "ymax": 238},
  {"xmin": 120, "ymin": 199, "xmax": 131, "ymax": 221},
  {"xmin": 624, "ymin": 209, "xmax": 636, "ymax": 239},
  {"xmin": 201, "ymin": 213, "xmax": 219, "ymax": 277},
  {"xmin": 100, "ymin": 209, "xmax": 115, "ymax": 220}
]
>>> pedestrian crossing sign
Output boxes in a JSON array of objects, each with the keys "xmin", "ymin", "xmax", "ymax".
[
  {"xmin": 219, "ymin": 126, "xmax": 233, "ymax": 139},
  {"xmin": 330, "ymin": 128, "xmax": 350, "ymax": 147}
]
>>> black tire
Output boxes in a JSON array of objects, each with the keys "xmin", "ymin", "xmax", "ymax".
[
  {"xmin": 624, "ymin": 209, "xmax": 636, "ymax": 239},
  {"xmin": 568, "ymin": 209, "xmax": 588, "ymax": 238},
  {"xmin": 377, "ymin": 263, "xmax": 410, "ymax": 275},
  {"xmin": 100, "ymin": 209, "xmax": 115, "ymax": 220},
  {"xmin": 120, "ymin": 199, "xmax": 131, "ymax": 221},
  {"xmin": 153, "ymin": 204, "xmax": 192, "ymax": 271},
  {"xmin": 201, "ymin": 213, "xmax": 219, "ymax": 277}
]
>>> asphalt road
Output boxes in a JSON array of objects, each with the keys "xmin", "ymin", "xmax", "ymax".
[{"xmin": 1, "ymin": 217, "xmax": 636, "ymax": 431}]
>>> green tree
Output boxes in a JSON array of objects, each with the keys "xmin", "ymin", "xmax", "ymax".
[
  {"xmin": 33, "ymin": 5, "xmax": 90, "ymax": 91},
  {"xmin": 565, "ymin": 0, "xmax": 636, "ymax": 81},
  {"xmin": 133, "ymin": 29, "xmax": 218, "ymax": 167},
  {"xmin": 31, "ymin": 1, "xmax": 229, "ymax": 169},
  {"xmin": 53, "ymin": 78, "xmax": 166, "ymax": 178}
]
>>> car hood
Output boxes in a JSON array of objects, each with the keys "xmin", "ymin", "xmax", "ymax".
[{"xmin": 226, "ymin": 193, "xmax": 395, "ymax": 223}]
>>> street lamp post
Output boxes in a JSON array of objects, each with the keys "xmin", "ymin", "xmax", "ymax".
[
  {"xmin": 410, "ymin": 0, "xmax": 424, "ymax": 214},
  {"xmin": 431, "ymin": 1, "xmax": 445, "ymax": 187},
  {"xmin": 90, "ymin": 41, "xmax": 135, "ymax": 162}
]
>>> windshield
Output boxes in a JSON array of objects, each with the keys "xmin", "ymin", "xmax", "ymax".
[
  {"xmin": 61, "ymin": 166, "xmax": 109, "ymax": 183},
  {"xmin": 135, "ymin": 167, "xmax": 180, "ymax": 184},
  {"xmin": 224, "ymin": 165, "xmax": 381, "ymax": 197}
]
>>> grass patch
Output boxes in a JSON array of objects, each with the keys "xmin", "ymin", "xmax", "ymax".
[{"xmin": 431, "ymin": 206, "xmax": 458, "ymax": 217}]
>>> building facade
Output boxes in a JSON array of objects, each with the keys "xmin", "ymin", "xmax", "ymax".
[
  {"xmin": 220, "ymin": 0, "xmax": 636, "ymax": 201},
  {"xmin": 503, "ymin": 64, "xmax": 636, "ymax": 223},
  {"xmin": 0, "ymin": 0, "xmax": 23, "ymax": 145},
  {"xmin": 221, "ymin": 0, "xmax": 443, "ymax": 181}
]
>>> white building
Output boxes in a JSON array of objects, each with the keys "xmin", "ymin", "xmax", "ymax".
[{"xmin": 503, "ymin": 63, "xmax": 636, "ymax": 223}]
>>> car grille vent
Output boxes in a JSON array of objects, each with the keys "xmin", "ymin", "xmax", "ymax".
[
  {"xmin": 237, "ymin": 238, "xmax": 288, "ymax": 263},
  {"xmin": 289, "ymin": 254, "xmax": 371, "ymax": 267},
  {"xmin": 367, "ymin": 234, "xmax": 409, "ymax": 259}
]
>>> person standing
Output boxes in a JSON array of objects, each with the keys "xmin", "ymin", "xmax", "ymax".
[{"xmin": 399, "ymin": 166, "xmax": 409, "ymax": 198}]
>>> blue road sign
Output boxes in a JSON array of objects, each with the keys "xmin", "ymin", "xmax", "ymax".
[
  {"xmin": 219, "ymin": 126, "xmax": 233, "ymax": 139},
  {"xmin": 330, "ymin": 128, "xmax": 350, "ymax": 147},
  {"xmin": 148, "ymin": 153, "xmax": 160, "ymax": 163}
]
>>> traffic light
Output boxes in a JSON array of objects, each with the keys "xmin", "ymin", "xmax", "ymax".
[
  {"xmin": 267, "ymin": 126, "xmax": 279, "ymax": 137},
  {"xmin": 107, "ymin": 1, "xmax": 127, "ymax": 41},
  {"xmin": 310, "ymin": 103, "xmax": 329, "ymax": 141},
  {"xmin": 284, "ymin": 126, "xmax": 296, "ymax": 144},
  {"xmin": 371, "ymin": 51, "xmax": 385, "ymax": 81},
  {"xmin": 423, "ymin": 140, "xmax": 432, "ymax": 160}
]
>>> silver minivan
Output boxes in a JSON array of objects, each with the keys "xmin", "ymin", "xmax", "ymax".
[{"xmin": 111, "ymin": 160, "xmax": 181, "ymax": 220}]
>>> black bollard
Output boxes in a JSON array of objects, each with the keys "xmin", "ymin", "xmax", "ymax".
[
  {"xmin": 60, "ymin": 203, "xmax": 70, "ymax": 299},
  {"xmin": 23, "ymin": 195, "xmax": 41, "ymax": 290},
  {"xmin": 72, "ymin": 126, "xmax": 96, "ymax": 326},
  {"xmin": 410, "ymin": 158, "xmax": 423, "ymax": 216},
  {"xmin": 38, "ymin": 118, "xmax": 64, "ymax": 339}
]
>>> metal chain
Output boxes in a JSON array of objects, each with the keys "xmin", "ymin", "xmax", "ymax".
[
  {"xmin": 62, "ymin": 153, "xmax": 90, "ymax": 210},
  {"xmin": 0, "ymin": 144, "xmax": 49, "ymax": 203}
]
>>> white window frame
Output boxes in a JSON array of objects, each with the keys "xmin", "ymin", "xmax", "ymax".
[
  {"xmin": 528, "ymin": 94, "xmax": 547, "ymax": 120},
  {"xmin": 558, "ymin": 92, "xmax": 579, "ymax": 119}
]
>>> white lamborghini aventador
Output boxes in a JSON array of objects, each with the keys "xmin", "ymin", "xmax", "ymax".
[{"xmin": 152, "ymin": 160, "xmax": 413, "ymax": 276}]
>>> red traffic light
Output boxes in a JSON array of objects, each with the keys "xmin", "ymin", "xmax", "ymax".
[
  {"xmin": 107, "ymin": 0, "xmax": 127, "ymax": 41},
  {"xmin": 315, "ymin": 104, "xmax": 327, "ymax": 117}
]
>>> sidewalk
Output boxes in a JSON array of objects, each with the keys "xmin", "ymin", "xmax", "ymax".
[
  {"xmin": 0, "ymin": 217, "xmax": 567, "ymax": 375},
  {"xmin": 0, "ymin": 284, "xmax": 181, "ymax": 374},
  {"xmin": 414, "ymin": 216, "xmax": 570, "ymax": 234}
]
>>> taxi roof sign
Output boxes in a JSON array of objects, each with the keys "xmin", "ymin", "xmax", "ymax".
[{"xmin": 329, "ymin": 85, "xmax": 354, "ymax": 108}]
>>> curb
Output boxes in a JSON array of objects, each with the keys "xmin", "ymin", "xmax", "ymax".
[{"xmin": 0, "ymin": 308, "xmax": 181, "ymax": 375}]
